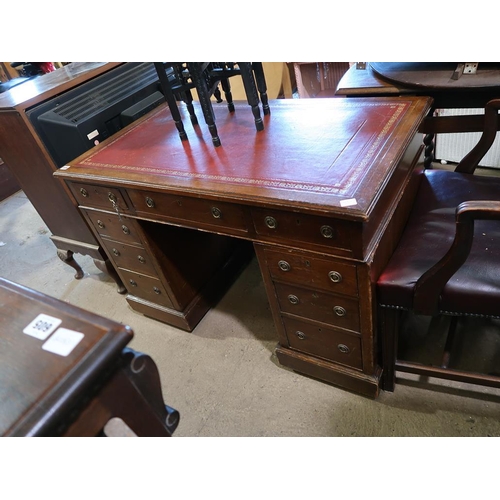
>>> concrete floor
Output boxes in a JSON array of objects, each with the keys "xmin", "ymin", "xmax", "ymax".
[{"xmin": 1, "ymin": 189, "xmax": 500, "ymax": 437}]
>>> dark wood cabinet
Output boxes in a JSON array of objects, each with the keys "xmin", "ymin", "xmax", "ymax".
[{"xmin": 0, "ymin": 62, "xmax": 125, "ymax": 283}]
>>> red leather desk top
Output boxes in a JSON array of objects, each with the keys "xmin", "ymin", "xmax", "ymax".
[{"xmin": 61, "ymin": 97, "xmax": 432, "ymax": 219}]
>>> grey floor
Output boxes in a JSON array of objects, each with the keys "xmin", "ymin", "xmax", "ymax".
[{"xmin": 1, "ymin": 189, "xmax": 500, "ymax": 437}]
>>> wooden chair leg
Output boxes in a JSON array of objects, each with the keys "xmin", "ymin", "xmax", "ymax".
[
  {"xmin": 238, "ymin": 62, "xmax": 264, "ymax": 132},
  {"xmin": 380, "ymin": 307, "xmax": 403, "ymax": 392},
  {"xmin": 252, "ymin": 62, "xmax": 270, "ymax": 115}
]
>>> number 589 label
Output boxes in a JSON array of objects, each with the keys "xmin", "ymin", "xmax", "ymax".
[{"xmin": 23, "ymin": 313, "xmax": 62, "ymax": 340}]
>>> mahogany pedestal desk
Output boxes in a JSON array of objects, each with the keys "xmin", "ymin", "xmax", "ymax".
[
  {"xmin": 56, "ymin": 97, "xmax": 432, "ymax": 398},
  {"xmin": 335, "ymin": 62, "xmax": 500, "ymax": 167},
  {"xmin": 0, "ymin": 277, "xmax": 179, "ymax": 437}
]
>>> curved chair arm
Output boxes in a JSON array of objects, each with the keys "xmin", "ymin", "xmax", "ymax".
[
  {"xmin": 455, "ymin": 98, "xmax": 500, "ymax": 174},
  {"xmin": 413, "ymin": 200, "xmax": 500, "ymax": 315}
]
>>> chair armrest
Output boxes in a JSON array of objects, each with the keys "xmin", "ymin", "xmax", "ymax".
[
  {"xmin": 455, "ymin": 99, "xmax": 500, "ymax": 174},
  {"xmin": 413, "ymin": 200, "xmax": 500, "ymax": 315}
]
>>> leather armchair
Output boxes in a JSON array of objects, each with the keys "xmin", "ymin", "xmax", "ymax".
[{"xmin": 377, "ymin": 98, "xmax": 500, "ymax": 392}]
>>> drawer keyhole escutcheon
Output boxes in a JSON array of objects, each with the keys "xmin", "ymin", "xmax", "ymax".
[
  {"xmin": 80, "ymin": 188, "xmax": 88, "ymax": 198},
  {"xmin": 153, "ymin": 287, "xmax": 161, "ymax": 295},
  {"xmin": 138, "ymin": 255, "xmax": 146, "ymax": 264},
  {"xmin": 122, "ymin": 225, "xmax": 130, "ymax": 235},
  {"xmin": 97, "ymin": 220, "xmax": 104, "ymax": 229},
  {"xmin": 278, "ymin": 260, "xmax": 291, "ymax": 272},
  {"xmin": 338, "ymin": 344, "xmax": 350, "ymax": 354},
  {"xmin": 265, "ymin": 216, "xmax": 277, "ymax": 229},
  {"xmin": 129, "ymin": 280, "xmax": 137, "ymax": 287},
  {"xmin": 334, "ymin": 306, "xmax": 346, "ymax": 317},
  {"xmin": 211, "ymin": 207, "xmax": 222, "ymax": 219},
  {"xmin": 288, "ymin": 294, "xmax": 299, "ymax": 305},
  {"xmin": 108, "ymin": 192, "xmax": 118, "ymax": 204},
  {"xmin": 145, "ymin": 197, "xmax": 155, "ymax": 208},
  {"xmin": 328, "ymin": 271, "xmax": 342, "ymax": 283},
  {"xmin": 296, "ymin": 331, "xmax": 306, "ymax": 340},
  {"xmin": 112, "ymin": 248, "xmax": 120, "ymax": 257},
  {"xmin": 320, "ymin": 225, "xmax": 334, "ymax": 239}
]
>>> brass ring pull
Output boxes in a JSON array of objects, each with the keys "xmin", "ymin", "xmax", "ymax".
[
  {"xmin": 122, "ymin": 225, "xmax": 130, "ymax": 235},
  {"xmin": 80, "ymin": 188, "xmax": 88, "ymax": 197},
  {"xmin": 145, "ymin": 196, "xmax": 155, "ymax": 208},
  {"xmin": 112, "ymin": 248, "xmax": 120, "ymax": 257},
  {"xmin": 338, "ymin": 344, "xmax": 350, "ymax": 354},
  {"xmin": 129, "ymin": 279, "xmax": 137, "ymax": 287},
  {"xmin": 296, "ymin": 331, "xmax": 306, "ymax": 340},
  {"xmin": 265, "ymin": 216, "xmax": 277, "ymax": 229},
  {"xmin": 97, "ymin": 220, "xmax": 104, "ymax": 229},
  {"xmin": 334, "ymin": 306, "xmax": 346, "ymax": 317},
  {"xmin": 320, "ymin": 225, "xmax": 334, "ymax": 239},
  {"xmin": 328, "ymin": 271, "xmax": 342, "ymax": 283},
  {"xmin": 288, "ymin": 294, "xmax": 299, "ymax": 305},
  {"xmin": 138, "ymin": 255, "xmax": 146, "ymax": 264},
  {"xmin": 211, "ymin": 207, "xmax": 222, "ymax": 219},
  {"xmin": 153, "ymin": 287, "xmax": 161, "ymax": 294},
  {"xmin": 278, "ymin": 260, "xmax": 291, "ymax": 272}
]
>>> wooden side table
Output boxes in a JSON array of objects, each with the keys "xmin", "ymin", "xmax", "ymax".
[{"xmin": 0, "ymin": 277, "xmax": 179, "ymax": 437}]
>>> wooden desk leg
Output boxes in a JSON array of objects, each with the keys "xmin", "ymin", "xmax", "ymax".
[
  {"xmin": 57, "ymin": 249, "xmax": 84, "ymax": 279},
  {"xmin": 238, "ymin": 62, "xmax": 264, "ymax": 131},
  {"xmin": 93, "ymin": 257, "xmax": 127, "ymax": 294},
  {"xmin": 62, "ymin": 349, "xmax": 180, "ymax": 437}
]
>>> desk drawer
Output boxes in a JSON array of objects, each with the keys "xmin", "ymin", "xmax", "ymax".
[
  {"xmin": 251, "ymin": 207, "xmax": 353, "ymax": 253},
  {"xmin": 127, "ymin": 189, "xmax": 248, "ymax": 233},
  {"xmin": 84, "ymin": 210, "xmax": 143, "ymax": 245},
  {"xmin": 263, "ymin": 247, "xmax": 358, "ymax": 297},
  {"xmin": 101, "ymin": 239, "xmax": 157, "ymax": 277},
  {"xmin": 119, "ymin": 269, "xmax": 174, "ymax": 308},
  {"xmin": 69, "ymin": 182, "xmax": 129, "ymax": 212},
  {"xmin": 283, "ymin": 316, "xmax": 362, "ymax": 370},
  {"xmin": 274, "ymin": 282, "xmax": 360, "ymax": 333}
]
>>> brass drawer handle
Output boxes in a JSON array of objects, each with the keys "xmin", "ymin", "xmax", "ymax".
[
  {"xmin": 145, "ymin": 196, "xmax": 155, "ymax": 208},
  {"xmin": 80, "ymin": 187, "xmax": 89, "ymax": 197},
  {"xmin": 108, "ymin": 192, "xmax": 118, "ymax": 204},
  {"xmin": 138, "ymin": 255, "xmax": 146, "ymax": 264},
  {"xmin": 338, "ymin": 344, "xmax": 350, "ymax": 354},
  {"xmin": 320, "ymin": 225, "xmax": 335, "ymax": 239},
  {"xmin": 122, "ymin": 225, "xmax": 130, "ymax": 235},
  {"xmin": 97, "ymin": 219, "xmax": 105, "ymax": 229},
  {"xmin": 278, "ymin": 260, "xmax": 291, "ymax": 272},
  {"xmin": 265, "ymin": 216, "xmax": 277, "ymax": 229},
  {"xmin": 211, "ymin": 207, "xmax": 222, "ymax": 219},
  {"xmin": 153, "ymin": 287, "xmax": 161, "ymax": 295},
  {"xmin": 296, "ymin": 331, "xmax": 306, "ymax": 340},
  {"xmin": 288, "ymin": 294, "xmax": 299, "ymax": 305},
  {"xmin": 129, "ymin": 279, "xmax": 137, "ymax": 287},
  {"xmin": 334, "ymin": 306, "xmax": 346, "ymax": 317},
  {"xmin": 328, "ymin": 271, "xmax": 342, "ymax": 283},
  {"xmin": 112, "ymin": 248, "xmax": 120, "ymax": 257}
]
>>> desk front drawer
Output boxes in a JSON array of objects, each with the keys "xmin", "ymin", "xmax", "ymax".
[
  {"xmin": 127, "ymin": 189, "xmax": 248, "ymax": 233},
  {"xmin": 69, "ymin": 182, "xmax": 129, "ymax": 212},
  {"xmin": 251, "ymin": 207, "xmax": 353, "ymax": 253},
  {"xmin": 101, "ymin": 240, "xmax": 157, "ymax": 277},
  {"xmin": 119, "ymin": 269, "xmax": 174, "ymax": 308},
  {"xmin": 84, "ymin": 210, "xmax": 143, "ymax": 245},
  {"xmin": 283, "ymin": 316, "xmax": 362, "ymax": 370},
  {"xmin": 263, "ymin": 248, "xmax": 358, "ymax": 297},
  {"xmin": 275, "ymin": 282, "xmax": 360, "ymax": 333}
]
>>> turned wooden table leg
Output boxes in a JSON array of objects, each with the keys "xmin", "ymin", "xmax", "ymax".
[
  {"xmin": 57, "ymin": 249, "xmax": 84, "ymax": 279},
  {"xmin": 94, "ymin": 258, "xmax": 127, "ymax": 294},
  {"xmin": 423, "ymin": 133, "xmax": 435, "ymax": 168}
]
